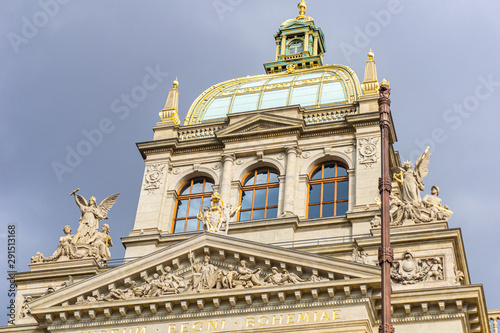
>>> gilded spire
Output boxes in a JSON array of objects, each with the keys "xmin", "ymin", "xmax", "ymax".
[
  {"xmin": 297, "ymin": 0, "xmax": 308, "ymax": 19},
  {"xmin": 362, "ymin": 49, "xmax": 380, "ymax": 95},
  {"xmin": 159, "ymin": 78, "xmax": 180, "ymax": 125}
]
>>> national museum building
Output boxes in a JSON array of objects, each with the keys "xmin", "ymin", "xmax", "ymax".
[{"xmin": 3, "ymin": 2, "xmax": 499, "ymax": 332}]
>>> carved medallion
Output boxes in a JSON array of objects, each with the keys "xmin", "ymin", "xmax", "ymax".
[
  {"xmin": 144, "ymin": 163, "xmax": 166, "ymax": 194},
  {"xmin": 391, "ymin": 250, "xmax": 444, "ymax": 285},
  {"xmin": 358, "ymin": 138, "xmax": 379, "ymax": 168}
]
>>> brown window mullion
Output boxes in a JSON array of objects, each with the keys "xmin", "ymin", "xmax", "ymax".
[
  {"xmin": 320, "ymin": 183, "xmax": 324, "ymax": 218},
  {"xmin": 250, "ymin": 189, "xmax": 256, "ymax": 220}
]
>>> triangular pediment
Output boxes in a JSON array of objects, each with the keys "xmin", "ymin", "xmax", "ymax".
[
  {"xmin": 28, "ymin": 233, "xmax": 380, "ymax": 323},
  {"xmin": 216, "ymin": 113, "xmax": 305, "ymax": 140}
]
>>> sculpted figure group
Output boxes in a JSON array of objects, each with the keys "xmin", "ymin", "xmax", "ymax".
[
  {"xmin": 31, "ymin": 189, "xmax": 119, "ymax": 264},
  {"xmin": 389, "ymin": 149, "xmax": 452, "ymax": 225},
  {"xmin": 197, "ymin": 192, "xmax": 240, "ymax": 234},
  {"xmin": 390, "ymin": 250, "xmax": 444, "ymax": 285},
  {"xmin": 76, "ymin": 254, "xmax": 332, "ymax": 304}
]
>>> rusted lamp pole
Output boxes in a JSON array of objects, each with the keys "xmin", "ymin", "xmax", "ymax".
[{"xmin": 378, "ymin": 82, "xmax": 394, "ymax": 333}]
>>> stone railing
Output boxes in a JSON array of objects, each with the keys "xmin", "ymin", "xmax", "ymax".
[
  {"xmin": 303, "ymin": 108, "xmax": 357, "ymax": 125},
  {"xmin": 490, "ymin": 310, "xmax": 500, "ymax": 333},
  {"xmin": 282, "ymin": 54, "xmax": 302, "ymax": 61},
  {"xmin": 178, "ymin": 125, "xmax": 223, "ymax": 141}
]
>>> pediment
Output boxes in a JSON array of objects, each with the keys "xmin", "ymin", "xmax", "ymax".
[
  {"xmin": 216, "ymin": 113, "xmax": 305, "ymax": 140},
  {"xmin": 29, "ymin": 233, "xmax": 380, "ymax": 322}
]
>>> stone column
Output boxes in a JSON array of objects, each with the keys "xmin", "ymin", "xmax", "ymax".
[
  {"xmin": 221, "ymin": 154, "xmax": 235, "ymax": 204},
  {"xmin": 283, "ymin": 146, "xmax": 299, "ymax": 216},
  {"xmin": 280, "ymin": 36, "xmax": 287, "ymax": 56},
  {"xmin": 304, "ymin": 31, "xmax": 309, "ymax": 53},
  {"xmin": 313, "ymin": 35, "xmax": 318, "ymax": 55},
  {"xmin": 347, "ymin": 169, "xmax": 355, "ymax": 211}
]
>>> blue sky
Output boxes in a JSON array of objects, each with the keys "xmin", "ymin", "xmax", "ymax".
[{"xmin": 1, "ymin": 0, "xmax": 500, "ymax": 325}]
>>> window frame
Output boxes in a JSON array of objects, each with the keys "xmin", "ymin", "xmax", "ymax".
[
  {"xmin": 238, "ymin": 168, "xmax": 280, "ymax": 221},
  {"xmin": 288, "ymin": 38, "xmax": 304, "ymax": 55},
  {"xmin": 306, "ymin": 162, "xmax": 349, "ymax": 219},
  {"xmin": 171, "ymin": 177, "xmax": 214, "ymax": 233}
]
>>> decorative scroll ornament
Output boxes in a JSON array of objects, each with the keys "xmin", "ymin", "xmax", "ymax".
[
  {"xmin": 352, "ymin": 246, "xmax": 373, "ymax": 265},
  {"xmin": 390, "ymin": 250, "xmax": 444, "ymax": 285},
  {"xmin": 388, "ymin": 149, "xmax": 453, "ymax": 225},
  {"xmin": 143, "ymin": 163, "xmax": 166, "ymax": 194},
  {"xmin": 197, "ymin": 192, "xmax": 241, "ymax": 234},
  {"xmin": 30, "ymin": 190, "xmax": 118, "ymax": 265},
  {"xmin": 301, "ymin": 151, "xmax": 311, "ymax": 159},
  {"xmin": 454, "ymin": 265, "xmax": 465, "ymax": 285},
  {"xmin": 358, "ymin": 137, "xmax": 379, "ymax": 167}
]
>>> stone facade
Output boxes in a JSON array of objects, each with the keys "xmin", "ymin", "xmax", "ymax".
[{"xmin": 2, "ymin": 2, "xmax": 496, "ymax": 333}]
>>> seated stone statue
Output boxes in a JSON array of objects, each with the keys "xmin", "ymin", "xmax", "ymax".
[
  {"xmin": 422, "ymin": 186, "xmax": 452, "ymax": 221},
  {"xmin": 237, "ymin": 260, "xmax": 262, "ymax": 288},
  {"xmin": 88, "ymin": 224, "xmax": 113, "ymax": 262},
  {"xmin": 44, "ymin": 226, "xmax": 83, "ymax": 262},
  {"xmin": 162, "ymin": 266, "xmax": 185, "ymax": 294}
]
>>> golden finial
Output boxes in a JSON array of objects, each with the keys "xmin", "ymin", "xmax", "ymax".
[
  {"xmin": 173, "ymin": 77, "xmax": 179, "ymax": 89},
  {"xmin": 368, "ymin": 49, "xmax": 374, "ymax": 61},
  {"xmin": 297, "ymin": 0, "xmax": 308, "ymax": 18},
  {"xmin": 380, "ymin": 78, "xmax": 390, "ymax": 86}
]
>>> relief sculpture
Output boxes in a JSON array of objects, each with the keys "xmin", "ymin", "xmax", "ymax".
[
  {"xmin": 391, "ymin": 250, "xmax": 444, "ymax": 285},
  {"xmin": 71, "ymin": 253, "xmax": 333, "ymax": 304}
]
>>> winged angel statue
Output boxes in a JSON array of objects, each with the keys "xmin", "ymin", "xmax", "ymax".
[
  {"xmin": 389, "ymin": 148, "xmax": 452, "ymax": 225},
  {"xmin": 71, "ymin": 189, "xmax": 119, "ymax": 243},
  {"xmin": 31, "ymin": 189, "xmax": 119, "ymax": 264}
]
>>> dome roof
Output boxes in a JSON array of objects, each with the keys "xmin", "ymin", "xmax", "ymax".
[{"xmin": 184, "ymin": 66, "xmax": 361, "ymax": 125}]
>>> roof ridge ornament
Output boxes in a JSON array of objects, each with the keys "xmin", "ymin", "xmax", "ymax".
[{"xmin": 297, "ymin": 0, "xmax": 308, "ymax": 19}]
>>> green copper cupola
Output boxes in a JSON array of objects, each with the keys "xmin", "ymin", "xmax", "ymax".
[{"xmin": 264, "ymin": 0, "xmax": 326, "ymax": 74}]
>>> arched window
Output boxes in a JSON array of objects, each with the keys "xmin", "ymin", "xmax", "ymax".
[
  {"xmin": 307, "ymin": 162, "xmax": 348, "ymax": 219},
  {"xmin": 288, "ymin": 39, "xmax": 304, "ymax": 55},
  {"xmin": 238, "ymin": 168, "xmax": 280, "ymax": 221},
  {"xmin": 172, "ymin": 177, "xmax": 214, "ymax": 233}
]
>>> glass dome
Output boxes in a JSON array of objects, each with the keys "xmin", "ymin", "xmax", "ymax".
[{"xmin": 184, "ymin": 66, "xmax": 361, "ymax": 125}]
